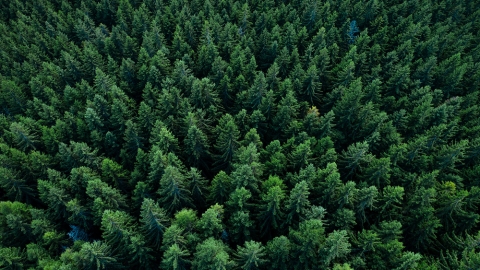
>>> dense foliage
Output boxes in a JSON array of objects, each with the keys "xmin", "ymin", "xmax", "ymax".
[{"xmin": 1, "ymin": 0, "xmax": 480, "ymax": 269}]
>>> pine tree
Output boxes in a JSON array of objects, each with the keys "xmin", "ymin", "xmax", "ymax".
[
  {"xmin": 289, "ymin": 141, "xmax": 314, "ymax": 170},
  {"xmin": 228, "ymin": 210, "xmax": 254, "ymax": 245},
  {"xmin": 121, "ymin": 120, "xmax": 143, "ymax": 167},
  {"xmin": 186, "ymin": 168, "xmax": 209, "ymax": 210},
  {"xmin": 263, "ymin": 140, "xmax": 287, "ymax": 176},
  {"xmin": 140, "ymin": 198, "xmax": 170, "ymax": 250},
  {"xmin": 302, "ymin": 64, "xmax": 322, "ymax": 104},
  {"xmin": 100, "ymin": 210, "xmax": 134, "ymax": 259},
  {"xmin": 197, "ymin": 204, "xmax": 224, "ymax": 239},
  {"xmin": 85, "ymin": 178, "xmax": 127, "ymax": 225},
  {"xmin": 235, "ymin": 241, "xmax": 268, "ymax": 270},
  {"xmin": 76, "ymin": 241, "xmax": 119, "ymax": 270},
  {"xmin": 285, "ymin": 181, "xmax": 311, "ymax": 227},
  {"xmin": 0, "ymin": 167, "xmax": 34, "ymax": 202},
  {"xmin": 10, "ymin": 121, "xmax": 39, "ymax": 153},
  {"xmin": 289, "ymin": 219, "xmax": 325, "ymax": 269},
  {"xmin": 150, "ymin": 126, "xmax": 179, "ymax": 154},
  {"xmin": 259, "ymin": 186, "xmax": 285, "ymax": 238},
  {"xmin": 214, "ymin": 114, "xmax": 240, "ymax": 171},
  {"xmin": 265, "ymin": 236, "xmax": 291, "ymax": 270},
  {"xmin": 404, "ymin": 188, "xmax": 442, "ymax": 251},
  {"xmin": 190, "ymin": 78, "xmax": 219, "ymax": 110},
  {"xmin": 273, "ymin": 89, "xmax": 299, "ymax": 134},
  {"xmin": 209, "ymin": 171, "xmax": 232, "ymax": 205},
  {"xmin": 339, "ymin": 141, "xmax": 373, "ymax": 178},
  {"xmin": 0, "ymin": 247, "xmax": 25, "ymax": 269},
  {"xmin": 355, "ymin": 186, "xmax": 378, "ymax": 225},
  {"xmin": 157, "ymin": 166, "xmax": 192, "ymax": 215},
  {"xmin": 247, "ymin": 72, "xmax": 267, "ymax": 111},
  {"xmin": 161, "ymin": 243, "xmax": 191, "ymax": 270},
  {"xmin": 0, "ymin": 201, "xmax": 34, "ymax": 247},
  {"xmin": 192, "ymin": 237, "xmax": 235, "ymax": 270},
  {"xmin": 333, "ymin": 208, "xmax": 357, "ymax": 231},
  {"xmin": 362, "ymin": 157, "xmax": 391, "ymax": 188},
  {"xmin": 37, "ymin": 178, "xmax": 70, "ymax": 220},
  {"xmin": 322, "ymin": 230, "xmax": 351, "ymax": 267}
]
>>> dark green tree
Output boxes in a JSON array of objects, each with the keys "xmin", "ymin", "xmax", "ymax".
[
  {"xmin": 289, "ymin": 219, "xmax": 325, "ymax": 269},
  {"xmin": 214, "ymin": 114, "xmax": 240, "ymax": 171},
  {"xmin": 192, "ymin": 237, "xmax": 235, "ymax": 270},
  {"xmin": 209, "ymin": 171, "xmax": 232, "ymax": 205},
  {"xmin": 258, "ymin": 185, "xmax": 285, "ymax": 238},
  {"xmin": 157, "ymin": 166, "xmax": 192, "ymax": 215},
  {"xmin": 186, "ymin": 168, "xmax": 209, "ymax": 210},
  {"xmin": 161, "ymin": 243, "xmax": 191, "ymax": 270},
  {"xmin": 265, "ymin": 236, "xmax": 291, "ymax": 270},
  {"xmin": 285, "ymin": 181, "xmax": 311, "ymax": 227},
  {"xmin": 140, "ymin": 198, "xmax": 170, "ymax": 250},
  {"xmin": 235, "ymin": 241, "xmax": 268, "ymax": 270}
]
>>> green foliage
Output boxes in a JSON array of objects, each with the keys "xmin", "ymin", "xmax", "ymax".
[
  {"xmin": 259, "ymin": 185, "xmax": 285, "ymax": 238},
  {"xmin": 76, "ymin": 241, "xmax": 119, "ymax": 270},
  {"xmin": 197, "ymin": 204, "xmax": 224, "ymax": 239},
  {"xmin": 285, "ymin": 181, "xmax": 311, "ymax": 227},
  {"xmin": 158, "ymin": 166, "xmax": 192, "ymax": 215},
  {"xmin": 289, "ymin": 219, "xmax": 326, "ymax": 269},
  {"xmin": 140, "ymin": 198, "xmax": 170, "ymax": 249},
  {"xmin": 265, "ymin": 236, "xmax": 291, "ymax": 270},
  {"xmin": 0, "ymin": 0, "xmax": 479, "ymax": 268},
  {"xmin": 235, "ymin": 241, "xmax": 268, "ymax": 270},
  {"xmin": 9, "ymin": 122, "xmax": 37, "ymax": 152},
  {"xmin": 0, "ymin": 247, "xmax": 26, "ymax": 270},
  {"xmin": 214, "ymin": 114, "xmax": 240, "ymax": 171},
  {"xmin": 184, "ymin": 125, "xmax": 210, "ymax": 168},
  {"xmin": 192, "ymin": 238, "xmax": 235, "ymax": 270},
  {"xmin": 0, "ymin": 167, "xmax": 34, "ymax": 202},
  {"xmin": 161, "ymin": 243, "xmax": 191, "ymax": 270},
  {"xmin": 209, "ymin": 171, "xmax": 232, "ymax": 205}
]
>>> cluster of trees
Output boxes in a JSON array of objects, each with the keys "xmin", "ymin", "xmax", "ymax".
[{"xmin": 1, "ymin": 0, "xmax": 480, "ymax": 269}]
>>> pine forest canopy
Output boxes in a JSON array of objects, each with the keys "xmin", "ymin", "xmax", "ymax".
[{"xmin": 0, "ymin": 0, "xmax": 480, "ymax": 269}]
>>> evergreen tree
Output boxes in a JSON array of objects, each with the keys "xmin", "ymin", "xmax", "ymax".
[
  {"xmin": 265, "ymin": 236, "xmax": 291, "ymax": 270},
  {"xmin": 235, "ymin": 241, "xmax": 268, "ymax": 270},
  {"xmin": 76, "ymin": 241, "xmax": 119, "ymax": 270},
  {"xmin": 285, "ymin": 181, "xmax": 311, "ymax": 227},
  {"xmin": 0, "ymin": 0, "xmax": 479, "ymax": 268},
  {"xmin": 184, "ymin": 124, "xmax": 210, "ymax": 168},
  {"xmin": 214, "ymin": 114, "xmax": 240, "ymax": 171},
  {"xmin": 161, "ymin": 243, "xmax": 191, "ymax": 270},
  {"xmin": 0, "ymin": 167, "xmax": 34, "ymax": 203},
  {"xmin": 140, "ymin": 198, "xmax": 170, "ymax": 250},
  {"xmin": 186, "ymin": 168, "xmax": 209, "ymax": 210},
  {"xmin": 197, "ymin": 204, "xmax": 224, "ymax": 239},
  {"xmin": 157, "ymin": 166, "xmax": 192, "ymax": 215},
  {"xmin": 192, "ymin": 238, "xmax": 235, "ymax": 270},
  {"xmin": 259, "ymin": 185, "xmax": 285, "ymax": 238},
  {"xmin": 100, "ymin": 210, "xmax": 134, "ymax": 259},
  {"xmin": 209, "ymin": 171, "xmax": 232, "ymax": 205},
  {"xmin": 9, "ymin": 122, "xmax": 37, "ymax": 152},
  {"xmin": 289, "ymin": 219, "xmax": 326, "ymax": 269}
]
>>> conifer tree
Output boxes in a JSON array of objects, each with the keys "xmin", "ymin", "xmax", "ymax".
[
  {"xmin": 259, "ymin": 185, "xmax": 285, "ymax": 238},
  {"xmin": 186, "ymin": 168, "xmax": 209, "ymax": 210},
  {"xmin": 285, "ymin": 181, "xmax": 311, "ymax": 227},
  {"xmin": 209, "ymin": 171, "xmax": 232, "ymax": 205},
  {"xmin": 289, "ymin": 219, "xmax": 325, "ymax": 269},
  {"xmin": 161, "ymin": 243, "xmax": 191, "ymax": 270},
  {"xmin": 235, "ymin": 241, "xmax": 268, "ymax": 270},
  {"xmin": 158, "ymin": 166, "xmax": 192, "ymax": 215},
  {"xmin": 0, "ymin": 0, "xmax": 480, "ymax": 268},
  {"xmin": 140, "ymin": 198, "xmax": 170, "ymax": 250},
  {"xmin": 192, "ymin": 237, "xmax": 235, "ymax": 270},
  {"xmin": 214, "ymin": 114, "xmax": 240, "ymax": 171}
]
